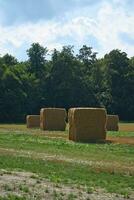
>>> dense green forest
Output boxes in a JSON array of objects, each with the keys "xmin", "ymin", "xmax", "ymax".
[{"xmin": 0, "ymin": 43, "xmax": 134, "ymax": 122}]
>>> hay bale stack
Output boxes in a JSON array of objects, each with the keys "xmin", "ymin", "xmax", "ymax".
[
  {"xmin": 106, "ymin": 115, "xmax": 119, "ymax": 131},
  {"xmin": 26, "ymin": 115, "xmax": 40, "ymax": 128},
  {"xmin": 68, "ymin": 108, "xmax": 107, "ymax": 142},
  {"xmin": 40, "ymin": 108, "xmax": 66, "ymax": 131}
]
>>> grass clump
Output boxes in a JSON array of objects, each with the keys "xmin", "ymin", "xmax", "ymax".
[{"xmin": 0, "ymin": 194, "xmax": 26, "ymax": 200}]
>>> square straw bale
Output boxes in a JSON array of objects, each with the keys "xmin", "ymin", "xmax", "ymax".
[
  {"xmin": 26, "ymin": 115, "xmax": 40, "ymax": 128},
  {"xmin": 68, "ymin": 108, "xmax": 107, "ymax": 142},
  {"xmin": 106, "ymin": 115, "xmax": 119, "ymax": 131},
  {"xmin": 40, "ymin": 108, "xmax": 66, "ymax": 131}
]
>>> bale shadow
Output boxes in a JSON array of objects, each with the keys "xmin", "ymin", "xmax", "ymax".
[{"xmin": 76, "ymin": 137, "xmax": 134, "ymax": 145}]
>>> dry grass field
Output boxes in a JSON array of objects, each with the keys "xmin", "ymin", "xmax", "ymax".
[{"xmin": 119, "ymin": 123, "xmax": 134, "ymax": 132}]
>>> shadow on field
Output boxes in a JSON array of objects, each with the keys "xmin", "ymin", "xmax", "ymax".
[{"xmin": 75, "ymin": 136, "xmax": 134, "ymax": 145}]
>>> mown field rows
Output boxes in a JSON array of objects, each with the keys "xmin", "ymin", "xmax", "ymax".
[{"xmin": 0, "ymin": 124, "xmax": 134, "ymax": 200}]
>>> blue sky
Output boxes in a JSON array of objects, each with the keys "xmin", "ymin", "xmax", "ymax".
[{"xmin": 0, "ymin": 0, "xmax": 134, "ymax": 60}]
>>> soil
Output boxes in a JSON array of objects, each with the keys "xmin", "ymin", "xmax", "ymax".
[
  {"xmin": 0, "ymin": 170, "xmax": 133, "ymax": 200},
  {"xmin": 119, "ymin": 124, "xmax": 134, "ymax": 132},
  {"xmin": 106, "ymin": 136, "xmax": 134, "ymax": 145}
]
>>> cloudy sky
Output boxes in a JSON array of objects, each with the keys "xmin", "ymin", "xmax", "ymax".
[{"xmin": 0, "ymin": 0, "xmax": 134, "ymax": 60}]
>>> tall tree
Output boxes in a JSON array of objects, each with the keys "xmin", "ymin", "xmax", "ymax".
[
  {"xmin": 27, "ymin": 43, "xmax": 48, "ymax": 77},
  {"xmin": 0, "ymin": 65, "xmax": 26, "ymax": 122},
  {"xmin": 104, "ymin": 49, "xmax": 133, "ymax": 119},
  {"xmin": 77, "ymin": 45, "xmax": 97, "ymax": 72},
  {"xmin": 2, "ymin": 54, "xmax": 17, "ymax": 66},
  {"xmin": 91, "ymin": 58, "xmax": 112, "ymax": 108},
  {"xmin": 45, "ymin": 46, "xmax": 98, "ymax": 109}
]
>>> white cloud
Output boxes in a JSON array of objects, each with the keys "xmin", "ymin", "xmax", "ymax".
[
  {"xmin": 0, "ymin": 0, "xmax": 134, "ymax": 60},
  {"xmin": 94, "ymin": 1, "xmax": 134, "ymax": 56}
]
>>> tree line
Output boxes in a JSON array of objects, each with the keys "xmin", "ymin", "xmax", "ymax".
[{"xmin": 0, "ymin": 43, "xmax": 134, "ymax": 122}]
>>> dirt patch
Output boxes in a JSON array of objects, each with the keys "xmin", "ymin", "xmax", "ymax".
[
  {"xmin": 106, "ymin": 136, "xmax": 134, "ymax": 145},
  {"xmin": 119, "ymin": 124, "xmax": 134, "ymax": 132},
  {"xmin": 0, "ymin": 170, "xmax": 133, "ymax": 200}
]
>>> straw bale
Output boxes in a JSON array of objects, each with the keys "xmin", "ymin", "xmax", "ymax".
[
  {"xmin": 68, "ymin": 108, "xmax": 107, "ymax": 142},
  {"xmin": 40, "ymin": 108, "xmax": 66, "ymax": 131},
  {"xmin": 106, "ymin": 115, "xmax": 119, "ymax": 131},
  {"xmin": 26, "ymin": 115, "xmax": 40, "ymax": 128}
]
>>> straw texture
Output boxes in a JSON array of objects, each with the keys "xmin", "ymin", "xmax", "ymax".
[
  {"xmin": 69, "ymin": 107, "xmax": 107, "ymax": 142},
  {"xmin": 40, "ymin": 108, "xmax": 66, "ymax": 131},
  {"xmin": 26, "ymin": 115, "xmax": 40, "ymax": 128},
  {"xmin": 106, "ymin": 115, "xmax": 119, "ymax": 131}
]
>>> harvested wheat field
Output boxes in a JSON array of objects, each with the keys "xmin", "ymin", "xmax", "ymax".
[
  {"xmin": 119, "ymin": 123, "xmax": 134, "ymax": 132},
  {"xmin": 0, "ymin": 124, "xmax": 134, "ymax": 199}
]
